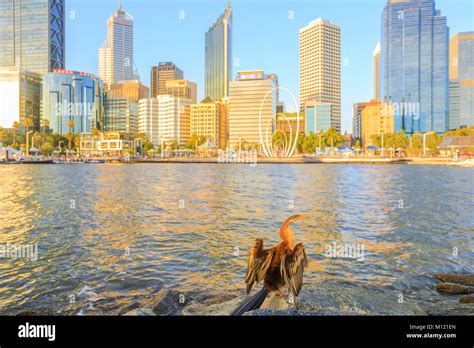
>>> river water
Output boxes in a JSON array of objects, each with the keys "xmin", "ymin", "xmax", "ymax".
[{"xmin": 0, "ymin": 163, "xmax": 472, "ymax": 315}]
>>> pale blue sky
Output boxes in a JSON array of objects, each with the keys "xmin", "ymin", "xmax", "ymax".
[{"xmin": 66, "ymin": 0, "xmax": 473, "ymax": 132}]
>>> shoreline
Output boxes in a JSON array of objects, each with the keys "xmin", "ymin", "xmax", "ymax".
[{"xmin": 1, "ymin": 157, "xmax": 473, "ymax": 167}]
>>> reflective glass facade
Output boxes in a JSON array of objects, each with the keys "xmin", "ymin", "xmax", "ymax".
[
  {"xmin": 305, "ymin": 102, "xmax": 333, "ymax": 134},
  {"xmin": 205, "ymin": 3, "xmax": 232, "ymax": 101},
  {"xmin": 104, "ymin": 97, "xmax": 138, "ymax": 134},
  {"xmin": 0, "ymin": 0, "xmax": 65, "ymax": 75},
  {"xmin": 43, "ymin": 70, "xmax": 105, "ymax": 135},
  {"xmin": 449, "ymin": 32, "xmax": 474, "ymax": 128},
  {"xmin": 382, "ymin": 0, "xmax": 449, "ymax": 134}
]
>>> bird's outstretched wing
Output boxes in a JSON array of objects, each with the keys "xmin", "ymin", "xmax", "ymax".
[
  {"xmin": 245, "ymin": 239, "xmax": 274, "ymax": 294},
  {"xmin": 280, "ymin": 243, "xmax": 308, "ymax": 307}
]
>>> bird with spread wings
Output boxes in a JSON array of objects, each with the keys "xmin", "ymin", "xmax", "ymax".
[{"xmin": 231, "ymin": 215, "xmax": 308, "ymax": 315}]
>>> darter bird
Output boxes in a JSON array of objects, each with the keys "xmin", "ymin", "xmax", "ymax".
[{"xmin": 231, "ymin": 214, "xmax": 308, "ymax": 316}]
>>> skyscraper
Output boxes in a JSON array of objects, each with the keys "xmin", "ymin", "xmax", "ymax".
[
  {"xmin": 205, "ymin": 3, "xmax": 232, "ymax": 101},
  {"xmin": 150, "ymin": 62, "xmax": 183, "ymax": 98},
  {"xmin": 373, "ymin": 42, "xmax": 381, "ymax": 100},
  {"xmin": 382, "ymin": 0, "xmax": 449, "ymax": 134},
  {"xmin": 0, "ymin": 0, "xmax": 65, "ymax": 75},
  {"xmin": 299, "ymin": 18, "xmax": 341, "ymax": 132},
  {"xmin": 228, "ymin": 71, "xmax": 278, "ymax": 150},
  {"xmin": 449, "ymin": 32, "xmax": 474, "ymax": 129},
  {"xmin": 98, "ymin": 3, "xmax": 135, "ymax": 87}
]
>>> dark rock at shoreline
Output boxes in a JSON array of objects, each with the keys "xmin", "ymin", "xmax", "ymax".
[
  {"xmin": 436, "ymin": 282, "xmax": 473, "ymax": 295},
  {"xmin": 434, "ymin": 274, "xmax": 474, "ymax": 286},
  {"xmin": 425, "ymin": 304, "xmax": 474, "ymax": 315},
  {"xmin": 123, "ymin": 308, "xmax": 156, "ymax": 316},
  {"xmin": 459, "ymin": 295, "xmax": 474, "ymax": 304},
  {"xmin": 144, "ymin": 289, "xmax": 184, "ymax": 315}
]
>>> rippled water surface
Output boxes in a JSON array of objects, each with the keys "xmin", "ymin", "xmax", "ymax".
[{"xmin": 0, "ymin": 164, "xmax": 472, "ymax": 314}]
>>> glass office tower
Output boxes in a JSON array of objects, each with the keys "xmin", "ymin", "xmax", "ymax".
[
  {"xmin": 0, "ymin": 0, "xmax": 65, "ymax": 75},
  {"xmin": 204, "ymin": 3, "xmax": 232, "ymax": 102},
  {"xmin": 43, "ymin": 70, "xmax": 105, "ymax": 135},
  {"xmin": 382, "ymin": 0, "xmax": 449, "ymax": 134}
]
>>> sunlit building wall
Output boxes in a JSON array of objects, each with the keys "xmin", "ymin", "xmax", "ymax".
[
  {"xmin": 361, "ymin": 99, "xmax": 394, "ymax": 148},
  {"xmin": 150, "ymin": 62, "xmax": 183, "ymax": 98},
  {"xmin": 138, "ymin": 98, "xmax": 160, "ymax": 145},
  {"xmin": 43, "ymin": 69, "xmax": 105, "ymax": 135},
  {"xmin": 156, "ymin": 95, "xmax": 192, "ymax": 146},
  {"xmin": 165, "ymin": 80, "xmax": 197, "ymax": 103},
  {"xmin": 109, "ymin": 80, "xmax": 149, "ymax": 103},
  {"xmin": 449, "ymin": 32, "xmax": 474, "ymax": 129},
  {"xmin": 190, "ymin": 97, "xmax": 228, "ymax": 149},
  {"xmin": 382, "ymin": 0, "xmax": 449, "ymax": 134},
  {"xmin": 0, "ymin": 0, "xmax": 65, "ymax": 76},
  {"xmin": 299, "ymin": 18, "xmax": 341, "ymax": 132},
  {"xmin": 205, "ymin": 3, "xmax": 232, "ymax": 101},
  {"xmin": 228, "ymin": 71, "xmax": 278, "ymax": 150},
  {"xmin": 0, "ymin": 66, "xmax": 42, "ymax": 129}
]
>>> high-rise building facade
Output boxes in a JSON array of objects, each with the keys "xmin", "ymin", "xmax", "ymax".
[
  {"xmin": 150, "ymin": 62, "xmax": 183, "ymax": 98},
  {"xmin": 98, "ymin": 4, "xmax": 135, "ymax": 87},
  {"xmin": 109, "ymin": 80, "xmax": 149, "ymax": 103},
  {"xmin": 352, "ymin": 101, "xmax": 372, "ymax": 141},
  {"xmin": 305, "ymin": 100, "xmax": 334, "ymax": 134},
  {"xmin": 156, "ymin": 95, "xmax": 192, "ymax": 146},
  {"xmin": 361, "ymin": 99, "xmax": 394, "ymax": 147},
  {"xmin": 43, "ymin": 69, "xmax": 105, "ymax": 135},
  {"xmin": 104, "ymin": 97, "xmax": 138, "ymax": 134},
  {"xmin": 0, "ymin": 0, "xmax": 65, "ymax": 75},
  {"xmin": 373, "ymin": 42, "xmax": 381, "ymax": 100},
  {"xmin": 165, "ymin": 80, "xmax": 197, "ymax": 103},
  {"xmin": 299, "ymin": 18, "xmax": 341, "ymax": 132},
  {"xmin": 0, "ymin": 66, "xmax": 42, "ymax": 129},
  {"xmin": 228, "ymin": 70, "xmax": 278, "ymax": 150},
  {"xmin": 190, "ymin": 97, "xmax": 228, "ymax": 149},
  {"xmin": 138, "ymin": 98, "xmax": 160, "ymax": 145},
  {"xmin": 449, "ymin": 32, "xmax": 474, "ymax": 129},
  {"xmin": 205, "ymin": 3, "xmax": 232, "ymax": 101},
  {"xmin": 382, "ymin": 0, "xmax": 449, "ymax": 134}
]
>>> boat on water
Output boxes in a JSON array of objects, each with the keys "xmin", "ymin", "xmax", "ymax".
[
  {"xmin": 21, "ymin": 159, "xmax": 55, "ymax": 164},
  {"xmin": 84, "ymin": 159, "xmax": 106, "ymax": 164},
  {"xmin": 53, "ymin": 159, "xmax": 84, "ymax": 164}
]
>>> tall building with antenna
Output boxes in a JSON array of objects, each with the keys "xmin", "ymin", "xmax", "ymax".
[{"xmin": 98, "ymin": 2, "xmax": 136, "ymax": 87}]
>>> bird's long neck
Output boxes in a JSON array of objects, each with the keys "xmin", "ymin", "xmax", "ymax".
[{"xmin": 279, "ymin": 221, "xmax": 294, "ymax": 247}]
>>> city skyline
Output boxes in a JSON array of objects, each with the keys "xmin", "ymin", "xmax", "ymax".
[{"xmin": 63, "ymin": 0, "xmax": 473, "ymax": 133}]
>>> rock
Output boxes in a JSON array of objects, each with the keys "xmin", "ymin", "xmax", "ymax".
[
  {"xmin": 182, "ymin": 297, "xmax": 242, "ymax": 315},
  {"xmin": 434, "ymin": 274, "xmax": 474, "ymax": 286},
  {"xmin": 243, "ymin": 309, "xmax": 316, "ymax": 316},
  {"xmin": 459, "ymin": 295, "xmax": 474, "ymax": 304},
  {"xmin": 436, "ymin": 283, "xmax": 473, "ymax": 295},
  {"xmin": 426, "ymin": 304, "xmax": 474, "ymax": 315},
  {"xmin": 123, "ymin": 308, "xmax": 156, "ymax": 316},
  {"xmin": 144, "ymin": 289, "xmax": 184, "ymax": 315}
]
